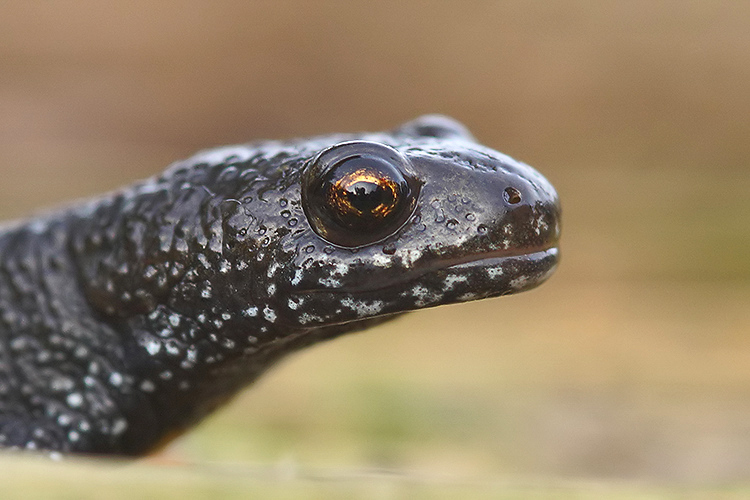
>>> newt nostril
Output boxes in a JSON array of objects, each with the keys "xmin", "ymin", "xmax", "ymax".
[{"xmin": 503, "ymin": 187, "xmax": 522, "ymax": 205}]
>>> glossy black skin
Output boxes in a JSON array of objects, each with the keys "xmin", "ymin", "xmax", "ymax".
[{"xmin": 0, "ymin": 116, "xmax": 560, "ymax": 456}]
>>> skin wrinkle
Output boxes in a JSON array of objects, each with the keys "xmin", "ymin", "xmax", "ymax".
[{"xmin": 0, "ymin": 116, "xmax": 560, "ymax": 456}]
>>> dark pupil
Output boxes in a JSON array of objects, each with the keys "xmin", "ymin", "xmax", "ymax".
[
  {"xmin": 343, "ymin": 179, "xmax": 395, "ymax": 213},
  {"xmin": 325, "ymin": 158, "xmax": 403, "ymax": 224}
]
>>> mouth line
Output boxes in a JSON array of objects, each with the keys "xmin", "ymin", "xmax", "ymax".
[
  {"xmin": 438, "ymin": 244, "xmax": 558, "ymax": 271},
  {"xmin": 300, "ymin": 244, "xmax": 559, "ymax": 296}
]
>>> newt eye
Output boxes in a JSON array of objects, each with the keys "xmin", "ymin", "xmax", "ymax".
[{"xmin": 302, "ymin": 141, "xmax": 420, "ymax": 247}]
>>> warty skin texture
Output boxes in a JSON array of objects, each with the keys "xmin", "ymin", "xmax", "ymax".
[{"xmin": 0, "ymin": 116, "xmax": 560, "ymax": 456}]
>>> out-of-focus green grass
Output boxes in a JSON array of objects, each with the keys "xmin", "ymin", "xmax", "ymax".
[{"xmin": 1, "ymin": 454, "xmax": 749, "ymax": 500}]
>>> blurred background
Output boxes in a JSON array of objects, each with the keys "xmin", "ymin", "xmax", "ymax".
[{"xmin": 1, "ymin": 1, "xmax": 749, "ymax": 497}]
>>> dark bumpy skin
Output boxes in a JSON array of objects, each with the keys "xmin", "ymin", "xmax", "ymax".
[{"xmin": 0, "ymin": 116, "xmax": 560, "ymax": 456}]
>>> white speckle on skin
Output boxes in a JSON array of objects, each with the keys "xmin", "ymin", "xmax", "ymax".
[
  {"xmin": 443, "ymin": 274, "xmax": 468, "ymax": 290},
  {"xmin": 371, "ymin": 253, "xmax": 391, "ymax": 267},
  {"xmin": 109, "ymin": 372, "xmax": 123, "ymax": 387},
  {"xmin": 145, "ymin": 339, "xmax": 161, "ymax": 355},
  {"xmin": 401, "ymin": 248, "xmax": 424, "ymax": 267},
  {"xmin": 9, "ymin": 337, "xmax": 26, "ymax": 351},
  {"xmin": 510, "ymin": 275, "xmax": 530, "ymax": 289},
  {"xmin": 169, "ymin": 314, "xmax": 181, "ymax": 327},
  {"xmin": 267, "ymin": 284, "xmax": 276, "ymax": 295},
  {"xmin": 236, "ymin": 260, "xmax": 248, "ymax": 271},
  {"xmin": 291, "ymin": 268, "xmax": 303, "ymax": 285},
  {"xmin": 66, "ymin": 393, "xmax": 83, "ymax": 408},
  {"xmin": 50, "ymin": 377, "xmax": 74, "ymax": 392},
  {"xmin": 219, "ymin": 260, "xmax": 231, "ymax": 273},
  {"xmin": 318, "ymin": 277, "xmax": 341, "ymax": 287},
  {"xmin": 298, "ymin": 313, "xmax": 322, "ymax": 325},
  {"xmin": 201, "ymin": 287, "xmax": 212, "ymax": 299},
  {"xmin": 486, "ymin": 267, "xmax": 503, "ymax": 279},
  {"xmin": 221, "ymin": 312, "xmax": 232, "ymax": 320},
  {"xmin": 341, "ymin": 297, "xmax": 384, "ymax": 317},
  {"xmin": 267, "ymin": 262, "xmax": 281, "ymax": 278},
  {"xmin": 410, "ymin": 285, "xmax": 440, "ymax": 306},
  {"xmin": 112, "ymin": 419, "xmax": 128, "ymax": 436},
  {"xmin": 197, "ymin": 253, "xmax": 210, "ymax": 268},
  {"xmin": 263, "ymin": 306, "xmax": 277, "ymax": 322},
  {"xmin": 141, "ymin": 380, "xmax": 156, "ymax": 392},
  {"xmin": 243, "ymin": 306, "xmax": 258, "ymax": 317},
  {"xmin": 333, "ymin": 262, "xmax": 349, "ymax": 275},
  {"xmin": 175, "ymin": 238, "xmax": 189, "ymax": 254}
]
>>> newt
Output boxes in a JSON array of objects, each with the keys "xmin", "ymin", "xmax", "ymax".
[{"xmin": 0, "ymin": 115, "xmax": 560, "ymax": 455}]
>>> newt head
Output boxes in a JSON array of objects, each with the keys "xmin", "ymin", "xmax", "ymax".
[{"xmin": 248, "ymin": 115, "xmax": 562, "ymax": 327}]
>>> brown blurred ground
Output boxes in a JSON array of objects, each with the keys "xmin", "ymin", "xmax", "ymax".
[{"xmin": 1, "ymin": 0, "xmax": 749, "ymax": 494}]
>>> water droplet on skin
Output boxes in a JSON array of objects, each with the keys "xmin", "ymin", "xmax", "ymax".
[
  {"xmin": 477, "ymin": 224, "xmax": 488, "ymax": 234},
  {"xmin": 323, "ymin": 246, "xmax": 335, "ymax": 254},
  {"xmin": 466, "ymin": 213, "xmax": 476, "ymax": 221},
  {"xmin": 281, "ymin": 210, "xmax": 291, "ymax": 218},
  {"xmin": 304, "ymin": 245, "xmax": 315, "ymax": 253},
  {"xmin": 279, "ymin": 198, "xmax": 288, "ymax": 207},
  {"xmin": 435, "ymin": 209, "xmax": 446, "ymax": 223},
  {"xmin": 382, "ymin": 243, "xmax": 397, "ymax": 255},
  {"xmin": 258, "ymin": 225, "xmax": 267, "ymax": 235},
  {"xmin": 446, "ymin": 219, "xmax": 459, "ymax": 230},
  {"xmin": 288, "ymin": 218, "xmax": 298, "ymax": 227}
]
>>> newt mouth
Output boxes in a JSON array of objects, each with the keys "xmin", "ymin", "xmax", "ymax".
[
  {"xmin": 299, "ymin": 245, "xmax": 559, "ymax": 297},
  {"xmin": 438, "ymin": 245, "xmax": 559, "ymax": 272}
]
